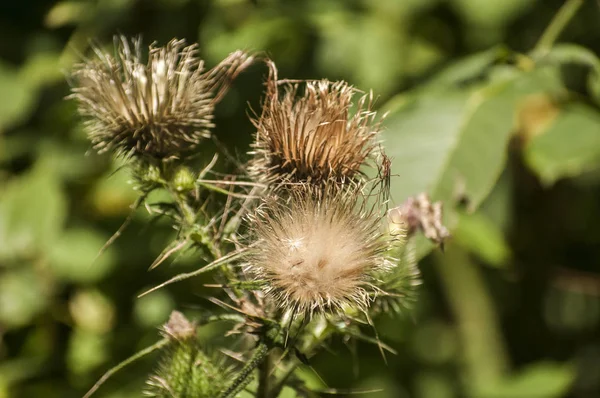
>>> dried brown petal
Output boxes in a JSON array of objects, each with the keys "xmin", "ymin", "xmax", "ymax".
[{"xmin": 250, "ymin": 61, "xmax": 382, "ymax": 185}]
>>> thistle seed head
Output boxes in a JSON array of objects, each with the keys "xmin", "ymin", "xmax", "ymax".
[
  {"xmin": 70, "ymin": 36, "xmax": 253, "ymax": 159},
  {"xmin": 250, "ymin": 61, "xmax": 383, "ymax": 185},
  {"xmin": 245, "ymin": 183, "xmax": 395, "ymax": 316}
]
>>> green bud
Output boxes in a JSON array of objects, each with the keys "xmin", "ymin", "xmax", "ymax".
[
  {"xmin": 172, "ymin": 166, "xmax": 196, "ymax": 193},
  {"xmin": 132, "ymin": 162, "xmax": 163, "ymax": 192},
  {"xmin": 146, "ymin": 164, "xmax": 162, "ymax": 183},
  {"xmin": 145, "ymin": 312, "xmax": 230, "ymax": 397}
]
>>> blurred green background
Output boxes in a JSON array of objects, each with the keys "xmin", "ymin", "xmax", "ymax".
[{"xmin": 1, "ymin": 0, "xmax": 600, "ymax": 397}]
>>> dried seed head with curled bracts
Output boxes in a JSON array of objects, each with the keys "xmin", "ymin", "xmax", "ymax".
[
  {"xmin": 70, "ymin": 36, "xmax": 253, "ymax": 160},
  {"xmin": 244, "ymin": 182, "xmax": 401, "ymax": 317},
  {"xmin": 249, "ymin": 61, "xmax": 384, "ymax": 185}
]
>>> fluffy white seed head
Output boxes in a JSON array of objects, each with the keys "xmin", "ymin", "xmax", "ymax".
[
  {"xmin": 246, "ymin": 184, "xmax": 395, "ymax": 316},
  {"xmin": 70, "ymin": 36, "xmax": 253, "ymax": 159}
]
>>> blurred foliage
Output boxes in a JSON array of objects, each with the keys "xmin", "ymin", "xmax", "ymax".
[{"xmin": 1, "ymin": 0, "xmax": 600, "ymax": 397}]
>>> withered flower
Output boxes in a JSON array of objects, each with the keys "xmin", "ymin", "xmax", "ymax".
[
  {"xmin": 70, "ymin": 36, "xmax": 253, "ymax": 159},
  {"xmin": 388, "ymin": 193, "xmax": 450, "ymax": 247},
  {"xmin": 245, "ymin": 183, "xmax": 396, "ymax": 316},
  {"xmin": 250, "ymin": 61, "xmax": 383, "ymax": 185}
]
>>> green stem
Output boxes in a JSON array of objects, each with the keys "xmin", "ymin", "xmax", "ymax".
[
  {"xmin": 434, "ymin": 245, "xmax": 508, "ymax": 394},
  {"xmin": 256, "ymin": 351, "xmax": 273, "ymax": 397},
  {"xmin": 219, "ymin": 343, "xmax": 269, "ymax": 398},
  {"xmin": 83, "ymin": 338, "xmax": 169, "ymax": 398},
  {"xmin": 269, "ymin": 358, "xmax": 300, "ymax": 398},
  {"xmin": 269, "ymin": 320, "xmax": 334, "ymax": 397},
  {"xmin": 534, "ymin": 0, "xmax": 585, "ymax": 53}
]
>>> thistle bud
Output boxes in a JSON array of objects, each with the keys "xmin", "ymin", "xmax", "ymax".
[
  {"xmin": 145, "ymin": 311, "xmax": 230, "ymax": 398},
  {"xmin": 172, "ymin": 166, "xmax": 195, "ymax": 193},
  {"xmin": 70, "ymin": 36, "xmax": 253, "ymax": 160}
]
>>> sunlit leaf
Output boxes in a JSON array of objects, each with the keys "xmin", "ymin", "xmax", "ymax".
[
  {"xmin": 383, "ymin": 67, "xmax": 564, "ymax": 258},
  {"xmin": 478, "ymin": 362, "xmax": 575, "ymax": 398},
  {"xmin": 0, "ymin": 62, "xmax": 36, "ymax": 132},
  {"xmin": 0, "ymin": 164, "xmax": 67, "ymax": 260},
  {"xmin": 451, "ymin": 0, "xmax": 536, "ymax": 26},
  {"xmin": 0, "ymin": 269, "xmax": 50, "ymax": 329},
  {"xmin": 524, "ymin": 103, "xmax": 600, "ymax": 185},
  {"xmin": 535, "ymin": 43, "xmax": 600, "ymax": 104},
  {"xmin": 454, "ymin": 210, "xmax": 511, "ymax": 267}
]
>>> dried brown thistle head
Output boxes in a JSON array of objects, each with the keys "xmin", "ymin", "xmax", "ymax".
[
  {"xmin": 250, "ymin": 61, "xmax": 383, "ymax": 185},
  {"xmin": 245, "ymin": 182, "xmax": 396, "ymax": 316},
  {"xmin": 70, "ymin": 36, "xmax": 253, "ymax": 160}
]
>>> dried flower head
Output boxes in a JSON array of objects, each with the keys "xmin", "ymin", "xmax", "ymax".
[
  {"xmin": 388, "ymin": 193, "xmax": 450, "ymax": 247},
  {"xmin": 161, "ymin": 310, "xmax": 196, "ymax": 341},
  {"xmin": 245, "ymin": 183, "xmax": 395, "ymax": 316},
  {"xmin": 250, "ymin": 61, "xmax": 383, "ymax": 185},
  {"xmin": 70, "ymin": 36, "xmax": 253, "ymax": 159}
]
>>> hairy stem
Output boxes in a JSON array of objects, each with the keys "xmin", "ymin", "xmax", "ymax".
[
  {"xmin": 219, "ymin": 343, "xmax": 269, "ymax": 398},
  {"xmin": 256, "ymin": 351, "xmax": 273, "ymax": 397}
]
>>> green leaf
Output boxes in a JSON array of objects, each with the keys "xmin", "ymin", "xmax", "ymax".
[
  {"xmin": 44, "ymin": 1, "xmax": 88, "ymax": 28},
  {"xmin": 134, "ymin": 290, "xmax": 175, "ymax": 327},
  {"xmin": 67, "ymin": 329, "xmax": 109, "ymax": 376},
  {"xmin": 535, "ymin": 43, "xmax": 600, "ymax": 103},
  {"xmin": 19, "ymin": 52, "xmax": 64, "ymax": 89},
  {"xmin": 539, "ymin": 43, "xmax": 600, "ymax": 72},
  {"xmin": 202, "ymin": 13, "xmax": 306, "ymax": 69},
  {"xmin": 426, "ymin": 46, "xmax": 508, "ymax": 87},
  {"xmin": 454, "ymin": 210, "xmax": 511, "ymax": 268},
  {"xmin": 0, "ymin": 269, "xmax": 50, "ymax": 328},
  {"xmin": 478, "ymin": 362, "xmax": 575, "ymax": 398},
  {"xmin": 383, "ymin": 67, "xmax": 563, "ymax": 256},
  {"xmin": 451, "ymin": 0, "xmax": 536, "ymax": 26},
  {"xmin": 48, "ymin": 228, "xmax": 117, "ymax": 283},
  {"xmin": 383, "ymin": 89, "xmax": 470, "ymax": 204},
  {"xmin": 314, "ymin": 12, "xmax": 443, "ymax": 96},
  {"xmin": 0, "ymin": 61, "xmax": 36, "ymax": 132},
  {"xmin": 0, "ymin": 164, "xmax": 67, "ymax": 260},
  {"xmin": 524, "ymin": 103, "xmax": 600, "ymax": 185}
]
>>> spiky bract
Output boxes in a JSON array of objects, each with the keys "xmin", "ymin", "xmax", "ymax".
[
  {"xmin": 250, "ymin": 61, "xmax": 382, "ymax": 185},
  {"xmin": 70, "ymin": 36, "xmax": 253, "ymax": 159},
  {"xmin": 246, "ymin": 183, "xmax": 395, "ymax": 316},
  {"xmin": 145, "ymin": 311, "xmax": 232, "ymax": 398},
  {"xmin": 144, "ymin": 340, "xmax": 231, "ymax": 398}
]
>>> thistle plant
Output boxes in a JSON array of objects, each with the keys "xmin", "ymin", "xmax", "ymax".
[{"xmin": 72, "ymin": 36, "xmax": 447, "ymax": 398}]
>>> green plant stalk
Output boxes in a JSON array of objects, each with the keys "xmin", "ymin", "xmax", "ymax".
[
  {"xmin": 268, "ymin": 357, "xmax": 301, "ymax": 398},
  {"xmin": 256, "ymin": 351, "xmax": 273, "ymax": 398},
  {"xmin": 434, "ymin": 245, "xmax": 508, "ymax": 394},
  {"xmin": 534, "ymin": 0, "xmax": 585, "ymax": 53},
  {"xmin": 83, "ymin": 338, "xmax": 170, "ymax": 398},
  {"xmin": 219, "ymin": 343, "xmax": 269, "ymax": 398},
  {"xmin": 267, "ymin": 321, "xmax": 335, "ymax": 397},
  {"xmin": 167, "ymin": 180, "xmax": 247, "ymax": 298}
]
